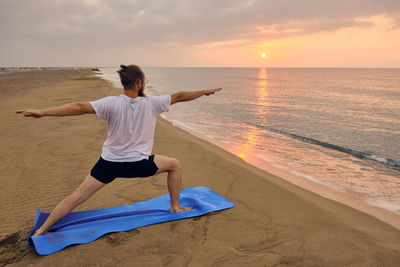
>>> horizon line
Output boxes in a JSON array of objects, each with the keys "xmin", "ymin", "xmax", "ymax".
[{"xmin": 2, "ymin": 66, "xmax": 400, "ymax": 69}]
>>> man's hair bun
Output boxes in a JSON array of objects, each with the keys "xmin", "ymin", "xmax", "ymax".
[{"xmin": 117, "ymin": 64, "xmax": 128, "ymax": 74}]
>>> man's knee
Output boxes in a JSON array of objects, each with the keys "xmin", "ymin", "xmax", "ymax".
[
  {"xmin": 171, "ymin": 158, "xmax": 181, "ymax": 172},
  {"xmin": 154, "ymin": 155, "xmax": 181, "ymax": 173},
  {"xmin": 164, "ymin": 157, "xmax": 181, "ymax": 172}
]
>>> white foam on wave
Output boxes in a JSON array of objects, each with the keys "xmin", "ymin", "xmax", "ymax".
[
  {"xmin": 167, "ymin": 119, "xmax": 199, "ymax": 133},
  {"xmin": 366, "ymin": 154, "xmax": 388, "ymax": 164},
  {"xmin": 255, "ymin": 153, "xmax": 340, "ymax": 189},
  {"xmin": 98, "ymin": 68, "xmax": 122, "ymax": 89},
  {"xmin": 366, "ymin": 198, "xmax": 400, "ymax": 212}
]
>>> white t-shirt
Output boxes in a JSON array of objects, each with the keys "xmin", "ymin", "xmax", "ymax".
[{"xmin": 90, "ymin": 94, "xmax": 171, "ymax": 162}]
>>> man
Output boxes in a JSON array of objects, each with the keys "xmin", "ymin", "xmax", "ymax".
[{"xmin": 16, "ymin": 64, "xmax": 222, "ymax": 236}]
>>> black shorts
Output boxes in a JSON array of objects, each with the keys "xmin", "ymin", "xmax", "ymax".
[{"xmin": 90, "ymin": 155, "xmax": 159, "ymax": 184}]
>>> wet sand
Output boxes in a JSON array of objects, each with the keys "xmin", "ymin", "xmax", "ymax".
[{"xmin": 1, "ymin": 69, "xmax": 399, "ymax": 266}]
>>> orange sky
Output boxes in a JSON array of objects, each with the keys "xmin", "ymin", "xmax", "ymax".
[{"xmin": 192, "ymin": 16, "xmax": 400, "ymax": 68}]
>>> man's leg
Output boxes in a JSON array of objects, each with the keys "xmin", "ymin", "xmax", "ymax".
[
  {"xmin": 32, "ymin": 174, "xmax": 106, "ymax": 236},
  {"xmin": 153, "ymin": 155, "xmax": 192, "ymax": 212}
]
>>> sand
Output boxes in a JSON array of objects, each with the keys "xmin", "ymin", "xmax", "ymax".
[{"xmin": 1, "ymin": 69, "xmax": 399, "ymax": 266}]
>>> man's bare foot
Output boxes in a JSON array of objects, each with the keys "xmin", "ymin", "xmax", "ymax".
[
  {"xmin": 170, "ymin": 206, "xmax": 193, "ymax": 213},
  {"xmin": 31, "ymin": 229, "xmax": 46, "ymax": 237}
]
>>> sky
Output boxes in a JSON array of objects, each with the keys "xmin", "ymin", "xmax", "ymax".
[{"xmin": 1, "ymin": 0, "xmax": 400, "ymax": 68}]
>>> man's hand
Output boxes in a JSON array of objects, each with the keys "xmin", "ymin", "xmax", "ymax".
[
  {"xmin": 204, "ymin": 88, "xmax": 223, "ymax": 96},
  {"xmin": 171, "ymin": 88, "xmax": 223, "ymax": 105},
  {"xmin": 16, "ymin": 102, "xmax": 95, "ymax": 117},
  {"xmin": 16, "ymin": 109, "xmax": 44, "ymax": 118}
]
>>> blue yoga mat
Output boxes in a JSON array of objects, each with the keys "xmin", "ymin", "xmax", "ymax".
[{"xmin": 27, "ymin": 186, "xmax": 234, "ymax": 255}]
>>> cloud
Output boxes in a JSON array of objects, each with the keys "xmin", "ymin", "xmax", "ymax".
[
  {"xmin": 0, "ymin": 0, "xmax": 399, "ymax": 66},
  {"xmin": 196, "ymin": 39, "xmax": 253, "ymax": 49}
]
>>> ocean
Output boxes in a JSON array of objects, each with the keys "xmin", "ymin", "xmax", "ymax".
[{"xmin": 97, "ymin": 67, "xmax": 400, "ymax": 215}]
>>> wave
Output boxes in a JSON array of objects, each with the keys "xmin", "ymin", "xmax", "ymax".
[{"xmin": 251, "ymin": 123, "xmax": 400, "ymax": 170}]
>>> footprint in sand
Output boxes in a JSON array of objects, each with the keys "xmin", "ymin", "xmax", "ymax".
[
  {"xmin": 0, "ymin": 231, "xmax": 33, "ymax": 265},
  {"xmin": 105, "ymin": 229, "xmax": 140, "ymax": 246}
]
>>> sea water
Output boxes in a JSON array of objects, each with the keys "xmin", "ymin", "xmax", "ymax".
[{"xmin": 97, "ymin": 67, "xmax": 400, "ymax": 215}]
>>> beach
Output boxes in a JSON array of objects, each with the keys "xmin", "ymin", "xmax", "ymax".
[{"xmin": 1, "ymin": 69, "xmax": 400, "ymax": 266}]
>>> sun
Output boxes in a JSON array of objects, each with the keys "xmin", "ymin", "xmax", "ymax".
[{"xmin": 261, "ymin": 52, "xmax": 267, "ymax": 58}]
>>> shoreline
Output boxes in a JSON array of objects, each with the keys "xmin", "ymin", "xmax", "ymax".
[
  {"xmin": 1, "ymin": 69, "xmax": 399, "ymax": 265},
  {"xmin": 161, "ymin": 118, "xmax": 400, "ymax": 230}
]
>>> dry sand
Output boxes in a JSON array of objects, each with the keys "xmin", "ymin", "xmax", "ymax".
[{"xmin": 1, "ymin": 69, "xmax": 399, "ymax": 266}]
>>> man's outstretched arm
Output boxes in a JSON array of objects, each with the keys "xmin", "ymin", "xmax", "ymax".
[
  {"xmin": 16, "ymin": 102, "xmax": 95, "ymax": 118},
  {"xmin": 170, "ymin": 88, "xmax": 222, "ymax": 105}
]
